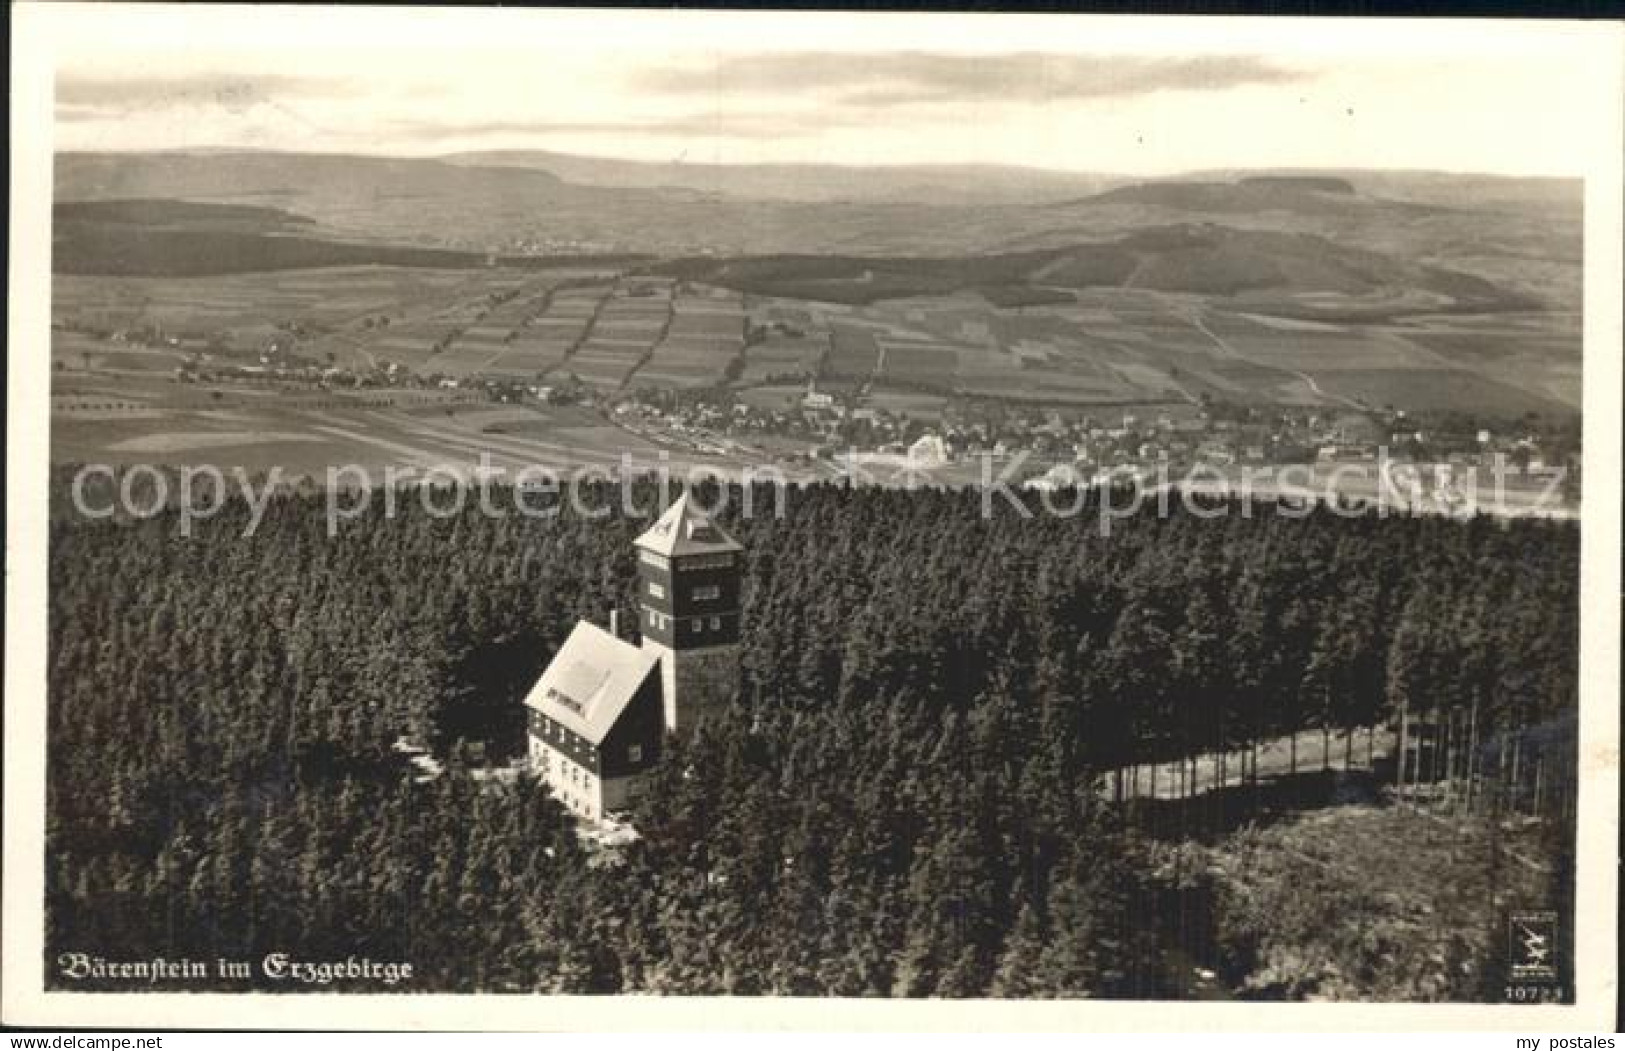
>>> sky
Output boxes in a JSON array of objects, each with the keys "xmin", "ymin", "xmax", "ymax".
[{"xmin": 40, "ymin": 6, "xmax": 1616, "ymax": 177}]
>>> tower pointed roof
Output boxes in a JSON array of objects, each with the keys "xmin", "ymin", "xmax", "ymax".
[{"xmin": 634, "ymin": 492, "xmax": 743, "ymax": 558}]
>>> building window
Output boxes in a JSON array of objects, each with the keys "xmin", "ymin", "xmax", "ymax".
[
  {"xmin": 647, "ymin": 581, "xmax": 666, "ymax": 599},
  {"xmin": 691, "ymin": 584, "xmax": 720, "ymax": 601},
  {"xmin": 691, "ymin": 618, "xmax": 703, "ymax": 633},
  {"xmin": 710, "ymin": 617, "xmax": 721, "ymax": 631},
  {"xmin": 628, "ymin": 744, "xmax": 643, "ymax": 763},
  {"xmin": 639, "ymin": 550, "xmax": 668, "ymax": 570},
  {"xmin": 681, "ymin": 554, "xmax": 733, "ymax": 571}
]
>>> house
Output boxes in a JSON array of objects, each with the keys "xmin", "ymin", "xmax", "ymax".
[
  {"xmin": 523, "ymin": 621, "xmax": 663, "ymax": 822},
  {"xmin": 1331, "ymin": 412, "xmax": 1382, "ymax": 444},
  {"xmin": 1324, "ymin": 443, "xmax": 1378, "ymax": 462},
  {"xmin": 523, "ymin": 493, "xmax": 744, "ymax": 823},
  {"xmin": 1023, "ymin": 463, "xmax": 1086, "ymax": 491},
  {"xmin": 908, "ymin": 434, "xmax": 950, "ymax": 467},
  {"xmin": 802, "ymin": 385, "xmax": 835, "ymax": 411}
]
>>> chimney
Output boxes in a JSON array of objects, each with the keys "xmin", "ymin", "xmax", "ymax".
[{"xmin": 609, "ymin": 609, "xmax": 620, "ymax": 638}]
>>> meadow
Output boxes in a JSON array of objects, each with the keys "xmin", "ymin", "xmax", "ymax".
[
  {"xmin": 51, "ymin": 252, "xmax": 1581, "ymax": 469},
  {"xmin": 50, "ymin": 377, "xmax": 791, "ymax": 484}
]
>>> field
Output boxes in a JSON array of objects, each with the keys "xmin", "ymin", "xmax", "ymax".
[
  {"xmin": 626, "ymin": 283, "xmax": 744, "ymax": 389},
  {"xmin": 736, "ymin": 292, "xmax": 1187, "ymax": 405},
  {"xmin": 825, "ymin": 323, "xmax": 881, "ymax": 382},
  {"xmin": 49, "ymin": 175, "xmax": 1583, "ymax": 418},
  {"xmin": 49, "ymin": 370, "xmax": 820, "ymax": 483},
  {"xmin": 866, "ymin": 389, "xmax": 950, "ymax": 420},
  {"xmin": 735, "ymin": 384, "xmax": 807, "ymax": 413},
  {"xmin": 55, "ymin": 268, "xmax": 477, "ymax": 342},
  {"xmin": 51, "ymin": 248, "xmax": 1581, "ymax": 425},
  {"xmin": 50, "ymin": 169, "xmax": 1581, "ymax": 414},
  {"xmin": 737, "ymin": 335, "xmax": 828, "ymax": 384},
  {"xmin": 563, "ymin": 292, "xmax": 661, "ymax": 389},
  {"xmin": 1391, "ymin": 313, "xmax": 1584, "ymax": 410},
  {"xmin": 1308, "ymin": 368, "xmax": 1575, "ymax": 415},
  {"xmin": 52, "ymin": 268, "xmax": 569, "ymax": 375}
]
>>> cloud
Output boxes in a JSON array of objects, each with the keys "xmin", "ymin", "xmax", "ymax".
[
  {"xmin": 381, "ymin": 110, "xmax": 857, "ymax": 143},
  {"xmin": 52, "ymin": 53, "xmax": 1309, "ymax": 155},
  {"xmin": 634, "ymin": 52, "xmax": 1303, "ymax": 106},
  {"xmin": 56, "ymin": 72, "xmax": 347, "ymax": 119}
]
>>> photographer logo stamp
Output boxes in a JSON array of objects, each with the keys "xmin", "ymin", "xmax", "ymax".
[{"xmin": 1508, "ymin": 910, "xmax": 1559, "ymax": 983}]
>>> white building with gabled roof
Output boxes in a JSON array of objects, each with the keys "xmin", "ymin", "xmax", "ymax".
[{"xmin": 523, "ymin": 621, "xmax": 664, "ymax": 822}]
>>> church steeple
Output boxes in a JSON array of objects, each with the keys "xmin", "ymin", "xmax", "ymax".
[{"xmin": 633, "ymin": 493, "xmax": 743, "ymax": 733}]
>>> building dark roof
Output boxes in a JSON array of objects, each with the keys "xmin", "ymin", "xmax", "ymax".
[
  {"xmin": 633, "ymin": 492, "xmax": 743, "ymax": 558},
  {"xmin": 522, "ymin": 621, "xmax": 659, "ymax": 745}
]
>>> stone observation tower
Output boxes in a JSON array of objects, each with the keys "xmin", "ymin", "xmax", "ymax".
[
  {"xmin": 522, "ymin": 492, "xmax": 743, "ymax": 822},
  {"xmin": 632, "ymin": 492, "xmax": 744, "ymax": 733}
]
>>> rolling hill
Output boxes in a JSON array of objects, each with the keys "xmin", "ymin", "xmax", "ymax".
[
  {"xmin": 1059, "ymin": 177, "xmax": 1405, "ymax": 217},
  {"xmin": 52, "ymin": 199, "xmax": 650, "ymax": 276},
  {"xmin": 440, "ymin": 149, "xmax": 1117, "ymax": 203},
  {"xmin": 56, "ymin": 150, "xmax": 567, "ymax": 205},
  {"xmin": 47, "ymin": 150, "xmax": 1581, "ymax": 416},
  {"xmin": 52, "ymin": 153, "xmax": 1581, "ymax": 304},
  {"xmin": 651, "ymin": 225, "xmax": 1528, "ymax": 314},
  {"xmin": 50, "ymin": 196, "xmax": 1529, "ymax": 321},
  {"xmin": 56, "ymin": 150, "xmax": 1030, "ymax": 255}
]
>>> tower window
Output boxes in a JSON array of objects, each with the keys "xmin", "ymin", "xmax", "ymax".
[
  {"xmin": 681, "ymin": 555, "xmax": 734, "ymax": 571},
  {"xmin": 691, "ymin": 585, "xmax": 720, "ymax": 601}
]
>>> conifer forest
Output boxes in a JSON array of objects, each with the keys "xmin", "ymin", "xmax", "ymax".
[{"xmin": 47, "ymin": 478, "xmax": 1579, "ymax": 999}]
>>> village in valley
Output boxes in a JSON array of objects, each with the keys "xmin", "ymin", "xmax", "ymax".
[{"xmin": 54, "ymin": 269, "xmax": 1580, "ymax": 514}]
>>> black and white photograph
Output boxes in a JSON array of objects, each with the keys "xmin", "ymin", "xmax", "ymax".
[{"xmin": 4, "ymin": 3, "xmax": 1620, "ymax": 1031}]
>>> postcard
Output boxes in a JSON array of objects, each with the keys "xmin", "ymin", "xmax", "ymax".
[{"xmin": 5, "ymin": 3, "xmax": 1620, "ymax": 1031}]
